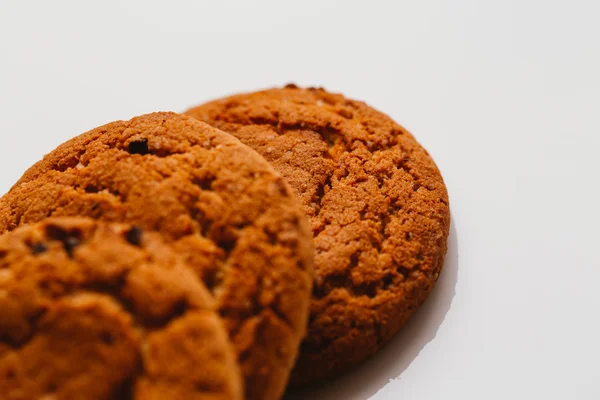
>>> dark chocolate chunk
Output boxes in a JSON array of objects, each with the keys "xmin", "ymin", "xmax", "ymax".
[
  {"xmin": 125, "ymin": 226, "xmax": 143, "ymax": 247},
  {"xmin": 63, "ymin": 237, "xmax": 80, "ymax": 258},
  {"xmin": 127, "ymin": 138, "xmax": 149, "ymax": 155}
]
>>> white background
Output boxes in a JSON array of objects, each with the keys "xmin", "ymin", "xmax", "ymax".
[{"xmin": 1, "ymin": 1, "xmax": 599, "ymax": 399}]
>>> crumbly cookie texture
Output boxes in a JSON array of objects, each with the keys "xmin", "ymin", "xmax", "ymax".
[
  {"xmin": 0, "ymin": 112, "xmax": 314, "ymax": 400},
  {"xmin": 186, "ymin": 85, "xmax": 451, "ymax": 384},
  {"xmin": 0, "ymin": 217, "xmax": 242, "ymax": 400}
]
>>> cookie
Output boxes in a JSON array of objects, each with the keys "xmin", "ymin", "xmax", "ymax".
[
  {"xmin": 185, "ymin": 85, "xmax": 451, "ymax": 384},
  {"xmin": 0, "ymin": 217, "xmax": 242, "ymax": 400},
  {"xmin": 0, "ymin": 112, "xmax": 314, "ymax": 400}
]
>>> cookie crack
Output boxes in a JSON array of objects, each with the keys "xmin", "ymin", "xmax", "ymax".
[
  {"xmin": 51, "ymin": 148, "xmax": 87, "ymax": 173},
  {"xmin": 313, "ymin": 175, "xmax": 332, "ymax": 216},
  {"xmin": 310, "ymin": 138, "xmax": 438, "ymax": 299}
]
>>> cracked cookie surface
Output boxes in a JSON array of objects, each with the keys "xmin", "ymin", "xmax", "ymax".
[
  {"xmin": 0, "ymin": 217, "xmax": 242, "ymax": 400},
  {"xmin": 185, "ymin": 86, "xmax": 450, "ymax": 384},
  {"xmin": 0, "ymin": 113, "xmax": 314, "ymax": 400}
]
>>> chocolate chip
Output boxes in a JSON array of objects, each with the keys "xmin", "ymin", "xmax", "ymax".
[
  {"xmin": 100, "ymin": 331, "xmax": 114, "ymax": 345},
  {"xmin": 396, "ymin": 265, "xmax": 410, "ymax": 278},
  {"xmin": 127, "ymin": 138, "xmax": 149, "ymax": 155},
  {"xmin": 30, "ymin": 242, "xmax": 48, "ymax": 255},
  {"xmin": 382, "ymin": 274, "xmax": 394, "ymax": 288},
  {"xmin": 193, "ymin": 176, "xmax": 214, "ymax": 191},
  {"xmin": 64, "ymin": 237, "xmax": 80, "ymax": 257},
  {"xmin": 125, "ymin": 226, "xmax": 143, "ymax": 246}
]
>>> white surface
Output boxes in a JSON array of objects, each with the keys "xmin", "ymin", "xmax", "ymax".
[{"xmin": 1, "ymin": 1, "xmax": 599, "ymax": 399}]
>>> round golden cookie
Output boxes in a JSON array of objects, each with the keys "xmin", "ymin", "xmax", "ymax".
[
  {"xmin": 0, "ymin": 112, "xmax": 314, "ymax": 400},
  {"xmin": 185, "ymin": 86, "xmax": 451, "ymax": 384},
  {"xmin": 0, "ymin": 217, "xmax": 242, "ymax": 400}
]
